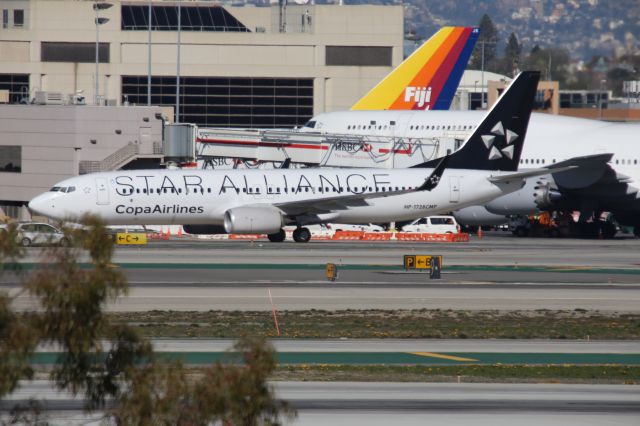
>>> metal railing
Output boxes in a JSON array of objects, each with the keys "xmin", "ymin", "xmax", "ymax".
[{"xmin": 79, "ymin": 142, "xmax": 140, "ymax": 175}]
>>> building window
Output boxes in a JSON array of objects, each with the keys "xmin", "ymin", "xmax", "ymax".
[
  {"xmin": 326, "ymin": 46, "xmax": 392, "ymax": 66},
  {"xmin": 41, "ymin": 42, "xmax": 109, "ymax": 63},
  {"xmin": 2, "ymin": 10, "xmax": 8, "ymax": 28},
  {"xmin": 121, "ymin": 5, "xmax": 249, "ymax": 32},
  {"xmin": 13, "ymin": 9, "xmax": 24, "ymax": 27},
  {"xmin": 0, "ymin": 146, "xmax": 21, "ymax": 173},
  {"xmin": 122, "ymin": 76, "xmax": 313, "ymax": 128},
  {"xmin": 0, "ymin": 74, "xmax": 29, "ymax": 104}
]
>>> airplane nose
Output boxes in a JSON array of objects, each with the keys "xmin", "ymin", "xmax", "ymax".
[{"xmin": 28, "ymin": 193, "xmax": 52, "ymax": 217}]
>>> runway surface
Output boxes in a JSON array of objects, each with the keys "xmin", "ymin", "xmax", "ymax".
[
  {"xmin": 5, "ymin": 235, "xmax": 640, "ymax": 312},
  {"xmin": 2, "ymin": 382, "xmax": 638, "ymax": 425},
  {"xmin": 14, "ymin": 233, "xmax": 640, "ymax": 268}
]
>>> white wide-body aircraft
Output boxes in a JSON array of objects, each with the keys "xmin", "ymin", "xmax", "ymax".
[
  {"xmin": 30, "ymin": 72, "xmax": 563, "ymax": 243},
  {"xmin": 300, "ymin": 103, "xmax": 640, "ymax": 236}
]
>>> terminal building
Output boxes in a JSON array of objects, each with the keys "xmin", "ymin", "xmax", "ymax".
[
  {"xmin": 0, "ymin": 0, "xmax": 403, "ymax": 125},
  {"xmin": 0, "ymin": 0, "xmax": 404, "ymax": 218}
]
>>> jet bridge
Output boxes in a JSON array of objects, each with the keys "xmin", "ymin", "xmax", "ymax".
[{"xmin": 196, "ymin": 128, "xmax": 462, "ymax": 169}]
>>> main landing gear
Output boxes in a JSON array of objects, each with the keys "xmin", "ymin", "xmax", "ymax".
[
  {"xmin": 292, "ymin": 227, "xmax": 311, "ymax": 243},
  {"xmin": 267, "ymin": 227, "xmax": 312, "ymax": 243}
]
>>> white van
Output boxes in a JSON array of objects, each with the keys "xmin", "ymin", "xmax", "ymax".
[{"xmin": 401, "ymin": 216, "xmax": 460, "ymax": 234}]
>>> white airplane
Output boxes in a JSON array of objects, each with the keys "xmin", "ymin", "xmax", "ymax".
[
  {"xmin": 299, "ymin": 99, "xmax": 640, "ymax": 237},
  {"xmin": 29, "ymin": 72, "xmax": 564, "ymax": 243}
]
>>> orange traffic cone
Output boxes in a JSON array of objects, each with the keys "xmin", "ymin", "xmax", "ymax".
[
  {"xmin": 477, "ymin": 226, "xmax": 483, "ymax": 239},
  {"xmin": 178, "ymin": 226, "xmax": 183, "ymax": 238}
]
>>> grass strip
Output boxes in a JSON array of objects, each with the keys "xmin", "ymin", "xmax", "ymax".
[
  {"xmin": 110, "ymin": 309, "xmax": 640, "ymax": 340},
  {"xmin": 271, "ymin": 364, "xmax": 640, "ymax": 384}
]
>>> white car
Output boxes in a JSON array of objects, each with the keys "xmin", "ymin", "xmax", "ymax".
[
  {"xmin": 401, "ymin": 216, "xmax": 460, "ymax": 234},
  {"xmin": 0, "ymin": 222, "xmax": 69, "ymax": 247}
]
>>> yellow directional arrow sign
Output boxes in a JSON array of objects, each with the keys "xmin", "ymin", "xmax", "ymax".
[{"xmin": 116, "ymin": 233, "xmax": 147, "ymax": 245}]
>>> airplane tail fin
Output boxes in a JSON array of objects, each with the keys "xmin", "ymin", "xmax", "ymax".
[
  {"xmin": 350, "ymin": 27, "xmax": 479, "ymax": 111},
  {"xmin": 412, "ymin": 71, "xmax": 541, "ymax": 172}
]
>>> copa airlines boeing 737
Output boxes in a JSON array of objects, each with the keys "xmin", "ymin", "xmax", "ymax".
[{"xmin": 30, "ymin": 72, "xmax": 562, "ymax": 242}]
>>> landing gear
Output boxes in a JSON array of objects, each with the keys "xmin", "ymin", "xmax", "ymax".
[
  {"xmin": 267, "ymin": 229, "xmax": 286, "ymax": 243},
  {"xmin": 292, "ymin": 227, "xmax": 311, "ymax": 243}
]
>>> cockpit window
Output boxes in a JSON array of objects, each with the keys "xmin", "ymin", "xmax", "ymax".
[
  {"xmin": 65, "ymin": 186, "xmax": 76, "ymax": 193},
  {"xmin": 50, "ymin": 186, "xmax": 61, "ymax": 192},
  {"xmin": 304, "ymin": 120, "xmax": 316, "ymax": 129}
]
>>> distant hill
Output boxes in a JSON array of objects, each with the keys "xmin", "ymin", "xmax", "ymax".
[{"xmin": 342, "ymin": 0, "xmax": 640, "ymax": 60}]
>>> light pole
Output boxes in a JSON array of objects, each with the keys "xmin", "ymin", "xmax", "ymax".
[
  {"xmin": 473, "ymin": 80, "xmax": 478, "ymax": 109},
  {"xmin": 176, "ymin": 0, "xmax": 181, "ymax": 123},
  {"xmin": 94, "ymin": 2, "xmax": 112, "ymax": 106},
  {"xmin": 477, "ymin": 40, "xmax": 496, "ymax": 109},
  {"xmin": 147, "ymin": 0, "xmax": 152, "ymax": 106}
]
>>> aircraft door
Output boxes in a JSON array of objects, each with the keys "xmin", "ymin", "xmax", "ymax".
[
  {"xmin": 449, "ymin": 177, "xmax": 460, "ymax": 203},
  {"xmin": 95, "ymin": 177, "xmax": 110, "ymax": 205}
]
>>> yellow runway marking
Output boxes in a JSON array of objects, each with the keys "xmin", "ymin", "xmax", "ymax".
[{"xmin": 410, "ymin": 352, "xmax": 477, "ymax": 362}]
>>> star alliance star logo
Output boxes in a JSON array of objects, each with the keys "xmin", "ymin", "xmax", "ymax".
[
  {"xmin": 429, "ymin": 175, "xmax": 440, "ymax": 186},
  {"xmin": 481, "ymin": 122, "xmax": 518, "ymax": 160}
]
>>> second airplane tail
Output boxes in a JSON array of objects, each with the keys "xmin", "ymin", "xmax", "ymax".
[{"xmin": 350, "ymin": 27, "xmax": 479, "ymax": 111}]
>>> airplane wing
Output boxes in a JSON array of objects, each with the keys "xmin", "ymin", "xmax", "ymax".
[
  {"xmin": 488, "ymin": 153, "xmax": 614, "ymax": 184},
  {"xmin": 273, "ymin": 156, "xmax": 449, "ymax": 216}
]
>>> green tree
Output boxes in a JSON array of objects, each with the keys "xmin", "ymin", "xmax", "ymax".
[
  {"xmin": 502, "ymin": 32, "xmax": 522, "ymax": 77},
  {"xmin": 522, "ymin": 45, "xmax": 571, "ymax": 85},
  {"xmin": 607, "ymin": 67, "xmax": 634, "ymax": 96},
  {"xmin": 0, "ymin": 217, "xmax": 295, "ymax": 423},
  {"xmin": 469, "ymin": 14, "xmax": 499, "ymax": 72}
]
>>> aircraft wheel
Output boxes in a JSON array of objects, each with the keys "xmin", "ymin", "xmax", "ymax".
[
  {"xmin": 601, "ymin": 223, "xmax": 617, "ymax": 239},
  {"xmin": 292, "ymin": 227, "xmax": 311, "ymax": 243},
  {"xmin": 267, "ymin": 229, "xmax": 286, "ymax": 243}
]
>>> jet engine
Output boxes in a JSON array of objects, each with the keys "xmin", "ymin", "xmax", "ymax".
[
  {"xmin": 183, "ymin": 224, "xmax": 227, "ymax": 235},
  {"xmin": 453, "ymin": 206, "xmax": 508, "ymax": 226},
  {"xmin": 485, "ymin": 175, "xmax": 561, "ymax": 215},
  {"xmin": 223, "ymin": 206, "xmax": 284, "ymax": 234}
]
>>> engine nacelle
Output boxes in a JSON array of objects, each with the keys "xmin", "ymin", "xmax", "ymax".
[
  {"xmin": 223, "ymin": 206, "xmax": 284, "ymax": 234},
  {"xmin": 485, "ymin": 175, "xmax": 561, "ymax": 215},
  {"xmin": 453, "ymin": 206, "xmax": 508, "ymax": 226},
  {"xmin": 183, "ymin": 224, "xmax": 227, "ymax": 235}
]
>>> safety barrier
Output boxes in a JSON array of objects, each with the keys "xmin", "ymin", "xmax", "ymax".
[
  {"xmin": 149, "ymin": 231, "xmax": 469, "ymax": 242},
  {"xmin": 229, "ymin": 234, "xmax": 267, "ymax": 240},
  {"xmin": 395, "ymin": 232, "xmax": 469, "ymax": 242},
  {"xmin": 332, "ymin": 230, "xmax": 365, "ymax": 240},
  {"xmin": 361, "ymin": 232, "xmax": 394, "ymax": 241}
]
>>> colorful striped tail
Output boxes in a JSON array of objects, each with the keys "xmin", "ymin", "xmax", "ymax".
[{"xmin": 351, "ymin": 27, "xmax": 479, "ymax": 111}]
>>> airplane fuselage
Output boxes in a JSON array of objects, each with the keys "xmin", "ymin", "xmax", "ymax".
[
  {"xmin": 302, "ymin": 111, "xmax": 640, "ymax": 187},
  {"xmin": 29, "ymin": 168, "xmax": 522, "ymax": 226}
]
